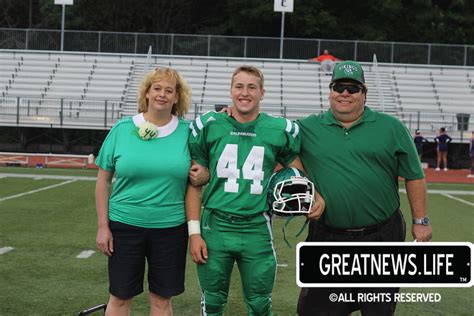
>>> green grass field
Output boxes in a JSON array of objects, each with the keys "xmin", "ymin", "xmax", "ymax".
[{"xmin": 0, "ymin": 166, "xmax": 473, "ymax": 315}]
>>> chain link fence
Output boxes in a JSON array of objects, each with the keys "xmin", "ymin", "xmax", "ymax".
[{"xmin": 1, "ymin": 28, "xmax": 473, "ymax": 66}]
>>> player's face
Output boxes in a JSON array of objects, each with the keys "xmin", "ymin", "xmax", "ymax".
[
  {"xmin": 230, "ymin": 71, "xmax": 265, "ymax": 119},
  {"xmin": 328, "ymin": 80, "xmax": 366, "ymax": 125},
  {"xmin": 146, "ymin": 77, "xmax": 179, "ymax": 115}
]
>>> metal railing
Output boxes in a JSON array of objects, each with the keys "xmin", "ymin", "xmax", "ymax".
[
  {"xmin": 1, "ymin": 28, "xmax": 473, "ymax": 66},
  {"xmin": 0, "ymin": 97, "xmax": 122, "ymax": 129}
]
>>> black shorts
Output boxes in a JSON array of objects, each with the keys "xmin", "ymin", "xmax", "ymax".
[
  {"xmin": 297, "ymin": 209, "xmax": 406, "ymax": 316},
  {"xmin": 108, "ymin": 220, "xmax": 188, "ymax": 299}
]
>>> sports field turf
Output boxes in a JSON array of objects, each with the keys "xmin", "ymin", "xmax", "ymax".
[{"xmin": 0, "ymin": 166, "xmax": 472, "ymax": 315}]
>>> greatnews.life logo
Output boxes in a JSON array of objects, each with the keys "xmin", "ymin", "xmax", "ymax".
[{"xmin": 297, "ymin": 242, "xmax": 473, "ymax": 287}]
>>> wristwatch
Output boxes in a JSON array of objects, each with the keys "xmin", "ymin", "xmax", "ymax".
[{"xmin": 412, "ymin": 216, "xmax": 430, "ymax": 225}]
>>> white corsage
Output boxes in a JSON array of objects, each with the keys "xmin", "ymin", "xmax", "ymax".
[{"xmin": 137, "ymin": 121, "xmax": 158, "ymax": 140}]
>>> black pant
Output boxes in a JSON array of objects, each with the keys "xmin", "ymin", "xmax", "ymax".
[{"xmin": 297, "ymin": 209, "xmax": 406, "ymax": 316}]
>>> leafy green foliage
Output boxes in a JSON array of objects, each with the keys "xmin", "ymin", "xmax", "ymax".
[{"xmin": 1, "ymin": 0, "xmax": 472, "ymax": 44}]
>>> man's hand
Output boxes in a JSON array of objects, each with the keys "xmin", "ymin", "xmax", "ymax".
[
  {"xmin": 189, "ymin": 234, "xmax": 208, "ymax": 264},
  {"xmin": 412, "ymin": 224, "xmax": 432, "ymax": 242},
  {"xmin": 220, "ymin": 106, "xmax": 234, "ymax": 117},
  {"xmin": 307, "ymin": 191, "xmax": 325, "ymax": 221}
]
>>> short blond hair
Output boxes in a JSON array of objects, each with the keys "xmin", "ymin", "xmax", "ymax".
[
  {"xmin": 137, "ymin": 67, "xmax": 191, "ymax": 117},
  {"xmin": 231, "ymin": 65, "xmax": 264, "ymax": 89}
]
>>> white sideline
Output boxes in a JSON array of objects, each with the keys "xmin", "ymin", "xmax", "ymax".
[
  {"xmin": 0, "ymin": 173, "xmax": 96, "ymax": 181},
  {"xmin": 0, "ymin": 179, "xmax": 77, "ymax": 202},
  {"xmin": 399, "ymin": 188, "xmax": 474, "ymax": 195},
  {"xmin": 441, "ymin": 194, "xmax": 474, "ymax": 206},
  {"xmin": 399, "ymin": 188, "xmax": 474, "ymax": 206},
  {"xmin": 76, "ymin": 250, "xmax": 96, "ymax": 259},
  {"xmin": 0, "ymin": 246, "xmax": 14, "ymax": 255}
]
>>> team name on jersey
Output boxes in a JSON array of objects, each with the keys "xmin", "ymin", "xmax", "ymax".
[{"xmin": 230, "ymin": 131, "xmax": 257, "ymax": 137}]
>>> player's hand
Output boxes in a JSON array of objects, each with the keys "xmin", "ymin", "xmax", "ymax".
[
  {"xmin": 220, "ymin": 106, "xmax": 234, "ymax": 117},
  {"xmin": 307, "ymin": 191, "xmax": 325, "ymax": 221},
  {"xmin": 412, "ymin": 224, "xmax": 432, "ymax": 242},
  {"xmin": 189, "ymin": 162, "xmax": 209, "ymax": 186},
  {"xmin": 96, "ymin": 226, "xmax": 113, "ymax": 257},
  {"xmin": 189, "ymin": 234, "xmax": 208, "ymax": 264}
]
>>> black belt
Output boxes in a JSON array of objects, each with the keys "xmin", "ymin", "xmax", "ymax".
[
  {"xmin": 206, "ymin": 208, "xmax": 265, "ymax": 223},
  {"xmin": 315, "ymin": 209, "xmax": 400, "ymax": 237}
]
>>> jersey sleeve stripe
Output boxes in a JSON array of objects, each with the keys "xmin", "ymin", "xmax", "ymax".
[
  {"xmin": 292, "ymin": 123, "xmax": 300, "ymax": 138},
  {"xmin": 196, "ymin": 116, "xmax": 204, "ymax": 130},
  {"xmin": 189, "ymin": 116, "xmax": 204, "ymax": 137},
  {"xmin": 285, "ymin": 119, "xmax": 293, "ymax": 133},
  {"xmin": 285, "ymin": 119, "xmax": 299, "ymax": 139},
  {"xmin": 189, "ymin": 123, "xmax": 197, "ymax": 137}
]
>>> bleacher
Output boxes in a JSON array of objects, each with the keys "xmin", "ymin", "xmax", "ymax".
[
  {"xmin": 377, "ymin": 64, "xmax": 474, "ymax": 134},
  {"xmin": 1, "ymin": 50, "xmax": 473, "ymax": 140}
]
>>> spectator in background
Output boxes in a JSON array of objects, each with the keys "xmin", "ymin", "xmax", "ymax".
[
  {"xmin": 434, "ymin": 127, "xmax": 452, "ymax": 171},
  {"xmin": 468, "ymin": 131, "xmax": 474, "ymax": 178},
  {"xmin": 308, "ymin": 49, "xmax": 340, "ymax": 72},
  {"xmin": 95, "ymin": 67, "xmax": 208, "ymax": 315},
  {"xmin": 413, "ymin": 129, "xmax": 429, "ymax": 161}
]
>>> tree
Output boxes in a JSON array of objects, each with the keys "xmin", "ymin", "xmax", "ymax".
[{"xmin": 0, "ymin": 0, "xmax": 472, "ymax": 44}]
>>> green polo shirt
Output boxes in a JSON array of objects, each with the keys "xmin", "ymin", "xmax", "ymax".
[{"xmin": 298, "ymin": 107, "xmax": 424, "ymax": 228}]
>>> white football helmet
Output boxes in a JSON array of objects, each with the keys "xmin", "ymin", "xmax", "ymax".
[{"xmin": 267, "ymin": 167, "xmax": 315, "ymax": 217}]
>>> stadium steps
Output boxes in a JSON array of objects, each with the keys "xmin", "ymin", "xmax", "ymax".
[{"xmin": 122, "ymin": 63, "xmax": 148, "ymax": 117}]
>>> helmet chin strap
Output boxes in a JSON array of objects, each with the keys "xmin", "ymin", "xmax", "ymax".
[{"xmin": 281, "ymin": 216, "xmax": 310, "ymax": 248}]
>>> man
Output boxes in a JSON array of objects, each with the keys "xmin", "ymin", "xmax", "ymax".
[
  {"xmin": 309, "ymin": 49, "xmax": 340, "ymax": 72},
  {"xmin": 185, "ymin": 65, "xmax": 324, "ymax": 316},
  {"xmin": 297, "ymin": 61, "xmax": 432, "ymax": 316},
  {"xmin": 413, "ymin": 129, "xmax": 429, "ymax": 161}
]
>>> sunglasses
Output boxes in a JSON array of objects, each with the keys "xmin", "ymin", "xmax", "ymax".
[{"xmin": 330, "ymin": 83, "xmax": 364, "ymax": 94}]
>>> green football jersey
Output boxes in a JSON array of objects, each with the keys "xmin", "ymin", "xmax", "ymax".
[{"xmin": 189, "ymin": 112, "xmax": 300, "ymax": 216}]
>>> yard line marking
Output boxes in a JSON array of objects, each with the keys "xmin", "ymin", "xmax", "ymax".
[
  {"xmin": 441, "ymin": 194, "xmax": 474, "ymax": 207},
  {"xmin": 0, "ymin": 173, "xmax": 96, "ymax": 181},
  {"xmin": 34, "ymin": 177, "xmax": 43, "ymax": 180},
  {"xmin": 428, "ymin": 183, "xmax": 474, "ymax": 188},
  {"xmin": 277, "ymin": 263, "xmax": 289, "ymax": 267},
  {"xmin": 76, "ymin": 250, "xmax": 96, "ymax": 259},
  {"xmin": 399, "ymin": 189, "xmax": 474, "ymax": 195},
  {"xmin": 0, "ymin": 246, "xmax": 14, "ymax": 255},
  {"xmin": 426, "ymin": 189, "xmax": 474, "ymax": 195},
  {"xmin": 0, "ymin": 179, "xmax": 77, "ymax": 202}
]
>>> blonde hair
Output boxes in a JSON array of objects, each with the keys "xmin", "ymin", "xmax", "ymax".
[
  {"xmin": 231, "ymin": 65, "xmax": 264, "ymax": 89},
  {"xmin": 137, "ymin": 67, "xmax": 191, "ymax": 117}
]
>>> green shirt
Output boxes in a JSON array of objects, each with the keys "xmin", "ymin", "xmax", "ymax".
[
  {"xmin": 298, "ymin": 107, "xmax": 424, "ymax": 228},
  {"xmin": 96, "ymin": 114, "xmax": 191, "ymax": 228},
  {"xmin": 189, "ymin": 112, "xmax": 300, "ymax": 216}
]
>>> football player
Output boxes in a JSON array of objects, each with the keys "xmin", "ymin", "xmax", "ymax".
[{"xmin": 185, "ymin": 65, "xmax": 324, "ymax": 316}]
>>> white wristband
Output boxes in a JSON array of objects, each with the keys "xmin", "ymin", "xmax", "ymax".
[{"xmin": 187, "ymin": 220, "xmax": 201, "ymax": 236}]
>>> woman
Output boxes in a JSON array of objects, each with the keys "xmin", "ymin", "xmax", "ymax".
[
  {"xmin": 95, "ymin": 67, "xmax": 206, "ymax": 315},
  {"xmin": 434, "ymin": 127, "xmax": 452, "ymax": 171}
]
